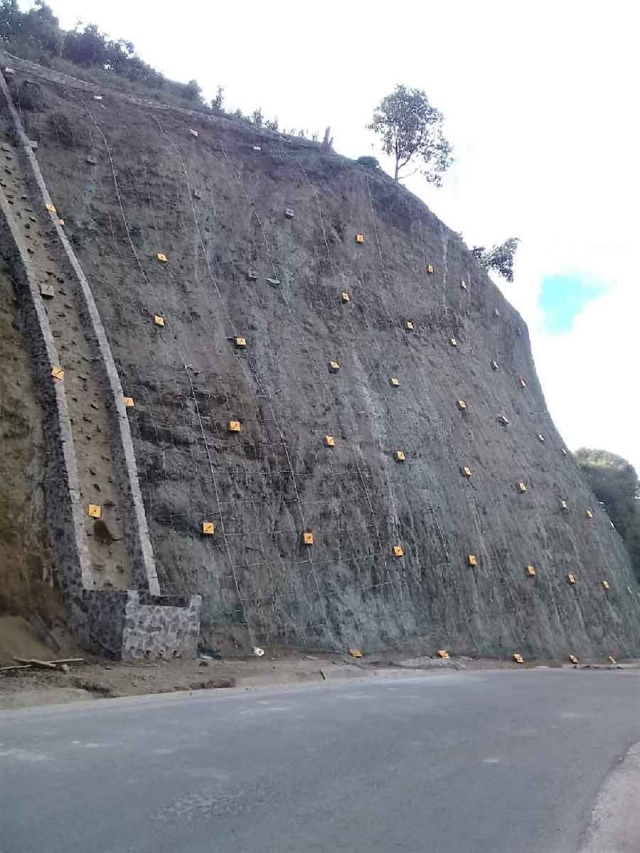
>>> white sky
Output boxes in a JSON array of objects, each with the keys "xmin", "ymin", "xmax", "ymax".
[{"xmin": 22, "ymin": 0, "xmax": 640, "ymax": 470}]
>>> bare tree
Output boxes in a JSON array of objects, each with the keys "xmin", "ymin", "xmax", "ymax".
[{"xmin": 322, "ymin": 126, "xmax": 333, "ymax": 151}]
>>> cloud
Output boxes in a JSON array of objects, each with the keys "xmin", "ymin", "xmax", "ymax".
[
  {"xmin": 532, "ymin": 275, "xmax": 640, "ymax": 473},
  {"xmin": 538, "ymin": 274, "xmax": 608, "ymax": 335}
]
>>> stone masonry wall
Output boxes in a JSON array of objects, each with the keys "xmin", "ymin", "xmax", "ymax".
[{"xmin": 122, "ymin": 592, "xmax": 201, "ymax": 660}]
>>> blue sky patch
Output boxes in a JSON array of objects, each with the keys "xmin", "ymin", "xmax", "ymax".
[{"xmin": 539, "ymin": 274, "xmax": 608, "ymax": 335}]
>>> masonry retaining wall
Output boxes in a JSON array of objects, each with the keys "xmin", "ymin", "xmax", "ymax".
[
  {"xmin": 0, "ymin": 69, "xmax": 158, "ymax": 595},
  {"xmin": 0, "ymin": 67, "xmax": 201, "ymax": 659}
]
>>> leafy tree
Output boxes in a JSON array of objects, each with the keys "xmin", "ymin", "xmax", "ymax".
[
  {"xmin": 183, "ymin": 78, "xmax": 203, "ymax": 103},
  {"xmin": 575, "ymin": 448, "xmax": 640, "ymax": 581},
  {"xmin": 30, "ymin": 0, "xmax": 56, "ymax": 23},
  {"xmin": 103, "ymin": 39, "xmax": 135, "ymax": 74},
  {"xmin": 63, "ymin": 23, "xmax": 109, "ymax": 67},
  {"xmin": 25, "ymin": 1, "xmax": 62, "ymax": 56},
  {"xmin": 0, "ymin": 0, "xmax": 23, "ymax": 41},
  {"xmin": 0, "ymin": 0, "xmax": 62, "ymax": 57},
  {"xmin": 264, "ymin": 116, "xmax": 279, "ymax": 132},
  {"xmin": 471, "ymin": 237, "xmax": 520, "ymax": 283},
  {"xmin": 251, "ymin": 107, "xmax": 263, "ymax": 128},
  {"xmin": 368, "ymin": 84, "xmax": 453, "ymax": 184}
]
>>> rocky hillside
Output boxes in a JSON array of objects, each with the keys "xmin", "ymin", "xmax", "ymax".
[{"xmin": 2, "ymin": 58, "xmax": 639, "ymax": 659}]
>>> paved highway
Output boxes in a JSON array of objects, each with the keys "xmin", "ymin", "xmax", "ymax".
[{"xmin": 1, "ymin": 669, "xmax": 639, "ymax": 852}]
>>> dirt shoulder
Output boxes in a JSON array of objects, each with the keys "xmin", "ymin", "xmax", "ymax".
[
  {"xmin": 2, "ymin": 647, "xmax": 637, "ymax": 712},
  {"xmin": 0, "ymin": 649, "xmax": 431, "ymax": 710}
]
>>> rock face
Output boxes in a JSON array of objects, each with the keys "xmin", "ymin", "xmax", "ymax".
[{"xmin": 6, "ymin": 64, "xmax": 640, "ymax": 658}]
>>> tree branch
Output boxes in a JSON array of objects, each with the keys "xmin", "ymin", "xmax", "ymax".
[{"xmin": 397, "ymin": 165, "xmax": 421, "ymax": 181}]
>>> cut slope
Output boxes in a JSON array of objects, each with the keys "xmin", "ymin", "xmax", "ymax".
[{"xmin": 6, "ymin": 64, "xmax": 640, "ymax": 658}]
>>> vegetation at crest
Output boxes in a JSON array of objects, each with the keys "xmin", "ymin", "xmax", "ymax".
[
  {"xmin": 2, "ymin": 7, "xmax": 460, "ymax": 170},
  {"xmin": 367, "ymin": 86, "xmax": 520, "ymax": 280},
  {"xmin": 0, "ymin": 0, "xmax": 301, "ymax": 134},
  {"xmin": 575, "ymin": 448, "xmax": 640, "ymax": 582},
  {"xmin": 356, "ymin": 155, "xmax": 379, "ymax": 169},
  {"xmin": 368, "ymin": 84, "xmax": 453, "ymax": 185},
  {"xmin": 472, "ymin": 238, "xmax": 520, "ymax": 283},
  {"xmin": 0, "ymin": 2, "xmax": 175, "ymax": 92}
]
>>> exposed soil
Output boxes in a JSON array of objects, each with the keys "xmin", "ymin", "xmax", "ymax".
[
  {"xmin": 0, "ymin": 614, "xmax": 76, "ymax": 659},
  {"xmin": 0, "ymin": 259, "xmax": 67, "ymax": 626},
  {"xmin": 1, "ymin": 647, "xmax": 634, "ymax": 712},
  {"xmin": 0, "ymin": 649, "xmax": 393, "ymax": 709}
]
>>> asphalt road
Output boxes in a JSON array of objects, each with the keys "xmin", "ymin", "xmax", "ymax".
[{"xmin": 1, "ymin": 669, "xmax": 640, "ymax": 853}]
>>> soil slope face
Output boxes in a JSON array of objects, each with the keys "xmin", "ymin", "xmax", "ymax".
[
  {"xmin": 4, "ymin": 65, "xmax": 640, "ymax": 658},
  {"xmin": 0, "ymin": 256, "xmax": 63, "ymax": 627}
]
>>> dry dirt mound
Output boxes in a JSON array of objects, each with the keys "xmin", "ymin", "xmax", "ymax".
[{"xmin": 0, "ymin": 615, "xmax": 78, "ymax": 664}]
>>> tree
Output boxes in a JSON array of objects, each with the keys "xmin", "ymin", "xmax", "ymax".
[
  {"xmin": 0, "ymin": 0, "xmax": 24, "ymax": 42},
  {"xmin": 0, "ymin": 2, "xmax": 200, "ymax": 104},
  {"xmin": 471, "ymin": 237, "xmax": 520, "ymax": 283},
  {"xmin": 211, "ymin": 85, "xmax": 224, "ymax": 112},
  {"xmin": 182, "ymin": 79, "xmax": 203, "ymax": 103},
  {"xmin": 63, "ymin": 23, "xmax": 109, "ymax": 67},
  {"xmin": 24, "ymin": 1, "xmax": 62, "ymax": 56},
  {"xmin": 356, "ymin": 155, "xmax": 379, "ymax": 169},
  {"xmin": 251, "ymin": 107, "xmax": 263, "ymax": 128},
  {"xmin": 0, "ymin": 0, "xmax": 62, "ymax": 57},
  {"xmin": 368, "ymin": 84, "xmax": 453, "ymax": 184},
  {"xmin": 103, "ymin": 38, "xmax": 136, "ymax": 74},
  {"xmin": 575, "ymin": 448, "xmax": 640, "ymax": 581}
]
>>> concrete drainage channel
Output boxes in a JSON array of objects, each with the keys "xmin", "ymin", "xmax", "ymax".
[{"xmin": 0, "ymin": 69, "xmax": 201, "ymax": 660}]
